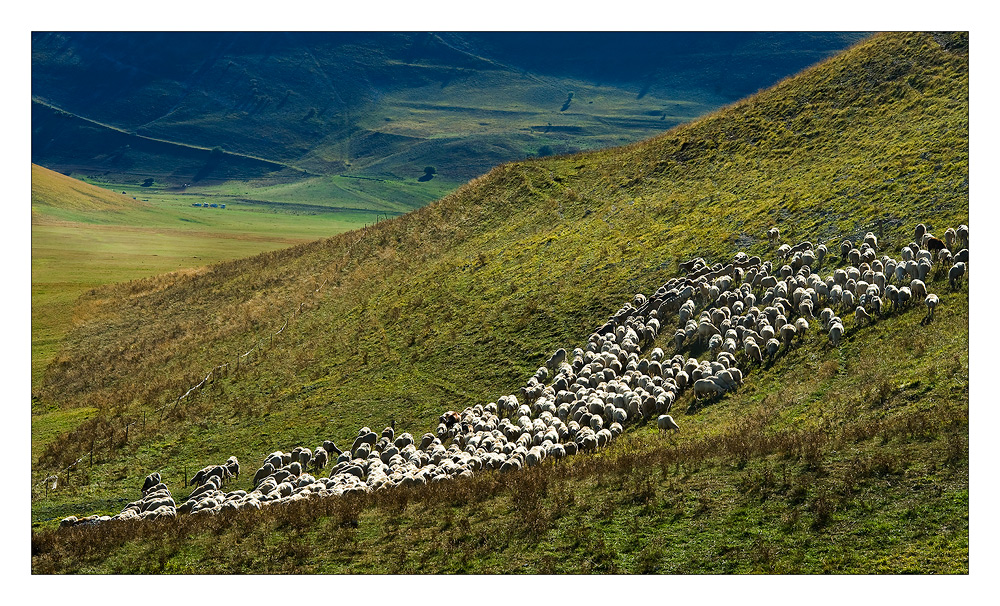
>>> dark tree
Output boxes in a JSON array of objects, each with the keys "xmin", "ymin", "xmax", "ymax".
[{"xmin": 418, "ymin": 166, "xmax": 436, "ymax": 182}]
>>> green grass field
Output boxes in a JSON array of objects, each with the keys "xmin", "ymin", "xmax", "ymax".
[
  {"xmin": 30, "ymin": 32, "xmax": 968, "ymax": 574},
  {"xmin": 31, "ymin": 165, "xmax": 421, "ymax": 390}
]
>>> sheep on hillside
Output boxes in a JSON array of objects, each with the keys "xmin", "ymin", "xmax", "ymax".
[
  {"xmin": 225, "ymin": 456, "xmax": 240, "ymax": 481},
  {"xmin": 141, "ymin": 472, "xmax": 161, "ymax": 495},
  {"xmin": 924, "ymin": 294, "xmax": 940, "ymax": 324},
  {"xmin": 949, "ymin": 262, "xmax": 966, "ymax": 290},
  {"xmin": 828, "ymin": 322, "xmax": 844, "ymax": 347},
  {"xmin": 956, "ymin": 224, "xmax": 969, "ymax": 249},
  {"xmin": 657, "ymin": 414, "xmax": 680, "ymax": 432}
]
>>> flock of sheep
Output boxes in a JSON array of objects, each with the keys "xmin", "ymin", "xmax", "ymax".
[{"xmin": 58, "ymin": 221, "xmax": 968, "ymax": 528}]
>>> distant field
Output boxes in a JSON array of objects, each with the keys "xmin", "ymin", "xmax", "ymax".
[
  {"xmin": 32, "ymin": 165, "xmax": 425, "ymax": 392},
  {"xmin": 84, "ymin": 173, "xmax": 460, "ymax": 215}
]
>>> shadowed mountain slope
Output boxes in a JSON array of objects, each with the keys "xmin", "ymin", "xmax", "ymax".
[{"xmin": 32, "ymin": 32, "xmax": 869, "ymax": 185}]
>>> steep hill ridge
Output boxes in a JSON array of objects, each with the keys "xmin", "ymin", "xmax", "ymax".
[
  {"xmin": 31, "ymin": 163, "xmax": 147, "ymax": 213},
  {"xmin": 32, "ymin": 32, "xmax": 968, "ymax": 573},
  {"xmin": 39, "ymin": 31, "xmax": 968, "ymax": 428}
]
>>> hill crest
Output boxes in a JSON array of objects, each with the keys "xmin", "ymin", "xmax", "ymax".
[{"xmin": 31, "ymin": 163, "xmax": 149, "ymax": 214}]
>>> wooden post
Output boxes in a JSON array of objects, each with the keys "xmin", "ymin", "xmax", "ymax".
[
  {"xmin": 90, "ymin": 440, "xmax": 94, "ymax": 468},
  {"xmin": 125, "ymin": 422, "xmax": 129, "ymax": 445}
]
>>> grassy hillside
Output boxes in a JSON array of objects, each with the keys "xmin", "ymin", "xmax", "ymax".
[
  {"xmin": 31, "ymin": 32, "xmax": 968, "ymax": 574},
  {"xmin": 30, "ymin": 164, "xmax": 392, "ymax": 390},
  {"xmin": 32, "ymin": 32, "xmax": 869, "ymax": 186}
]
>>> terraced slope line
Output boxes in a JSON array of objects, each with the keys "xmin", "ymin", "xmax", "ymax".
[{"xmin": 33, "ymin": 30, "xmax": 966, "ymax": 531}]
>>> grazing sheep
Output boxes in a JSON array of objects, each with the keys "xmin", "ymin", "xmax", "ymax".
[
  {"xmin": 828, "ymin": 322, "xmax": 844, "ymax": 347},
  {"xmin": 848, "ymin": 248, "xmax": 862, "ymax": 267},
  {"xmin": 863, "ymin": 232, "xmax": 878, "ymax": 251},
  {"xmin": 191, "ymin": 465, "xmax": 230, "ymax": 487},
  {"xmin": 141, "ymin": 472, "xmax": 161, "ymax": 494},
  {"xmin": 253, "ymin": 463, "xmax": 275, "ymax": 488},
  {"xmin": 924, "ymin": 293, "xmax": 940, "ymax": 323},
  {"xmin": 311, "ymin": 447, "xmax": 329, "ymax": 471},
  {"xmin": 351, "ymin": 431, "xmax": 378, "ymax": 456},
  {"xmin": 439, "ymin": 411, "xmax": 461, "ymax": 428},
  {"xmin": 768, "ymin": 227, "xmax": 780, "ymax": 245},
  {"xmin": 225, "ymin": 456, "xmax": 240, "ymax": 481},
  {"xmin": 689, "ymin": 378, "xmax": 722, "ymax": 400},
  {"xmin": 61, "ymin": 223, "xmax": 963, "ymax": 526},
  {"xmin": 944, "ymin": 227, "xmax": 957, "ymax": 251},
  {"xmin": 794, "ymin": 317, "xmax": 809, "ymax": 339},
  {"xmin": 926, "ymin": 237, "xmax": 946, "ymax": 255},
  {"xmin": 842, "ymin": 289, "xmax": 856, "ymax": 310},
  {"xmin": 949, "ymin": 262, "xmax": 966, "ymax": 290},
  {"xmin": 546, "ymin": 348, "xmax": 567, "ymax": 370},
  {"xmin": 657, "ymin": 415, "xmax": 680, "ymax": 431},
  {"xmin": 897, "ymin": 286, "xmax": 912, "ymax": 310},
  {"xmin": 855, "ymin": 306, "xmax": 872, "ymax": 326},
  {"xmin": 956, "ymin": 224, "xmax": 969, "ymax": 250}
]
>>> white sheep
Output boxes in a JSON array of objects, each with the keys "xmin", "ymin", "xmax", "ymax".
[
  {"xmin": 768, "ymin": 227, "xmax": 780, "ymax": 245},
  {"xmin": 863, "ymin": 232, "xmax": 878, "ymax": 251},
  {"xmin": 924, "ymin": 293, "xmax": 940, "ymax": 323},
  {"xmin": 855, "ymin": 305, "xmax": 872, "ymax": 326},
  {"xmin": 828, "ymin": 322, "xmax": 844, "ymax": 347},
  {"xmin": 765, "ymin": 338, "xmax": 780, "ymax": 359},
  {"xmin": 956, "ymin": 224, "xmax": 969, "ymax": 249},
  {"xmin": 949, "ymin": 262, "xmax": 966, "ymax": 290},
  {"xmin": 794, "ymin": 317, "xmax": 809, "ymax": 339},
  {"xmin": 656, "ymin": 414, "xmax": 680, "ymax": 431}
]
